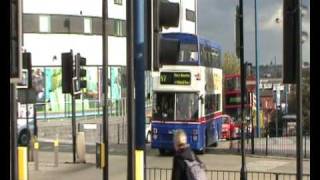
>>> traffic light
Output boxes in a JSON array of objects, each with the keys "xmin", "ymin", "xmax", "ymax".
[
  {"xmin": 146, "ymin": 0, "xmax": 180, "ymax": 71},
  {"xmin": 61, "ymin": 51, "xmax": 73, "ymax": 94},
  {"xmin": 283, "ymin": 0, "xmax": 300, "ymax": 83},
  {"xmin": 22, "ymin": 52, "xmax": 32, "ymax": 89},
  {"xmin": 75, "ymin": 53, "xmax": 87, "ymax": 90},
  {"xmin": 10, "ymin": 0, "xmax": 22, "ymax": 82}
]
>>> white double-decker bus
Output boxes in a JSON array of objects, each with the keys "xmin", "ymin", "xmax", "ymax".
[{"xmin": 151, "ymin": 32, "xmax": 223, "ymax": 154}]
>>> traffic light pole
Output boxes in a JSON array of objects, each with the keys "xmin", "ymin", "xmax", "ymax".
[
  {"xmin": 254, "ymin": 0, "xmax": 260, "ymax": 138},
  {"xmin": 134, "ymin": 0, "xmax": 146, "ymax": 179},
  {"xmin": 127, "ymin": 0, "xmax": 135, "ymax": 178},
  {"xmin": 295, "ymin": 0, "xmax": 303, "ymax": 179},
  {"xmin": 72, "ymin": 94, "xmax": 76, "ymax": 163},
  {"xmin": 102, "ymin": 0, "xmax": 109, "ymax": 178},
  {"xmin": 10, "ymin": 84, "xmax": 18, "ymax": 180},
  {"xmin": 239, "ymin": 0, "xmax": 247, "ymax": 180}
]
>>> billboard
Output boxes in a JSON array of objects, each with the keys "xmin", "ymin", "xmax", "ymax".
[{"xmin": 32, "ymin": 68, "xmax": 45, "ymax": 103}]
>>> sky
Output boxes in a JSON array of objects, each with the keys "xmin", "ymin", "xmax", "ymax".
[{"xmin": 197, "ymin": 0, "xmax": 310, "ymax": 66}]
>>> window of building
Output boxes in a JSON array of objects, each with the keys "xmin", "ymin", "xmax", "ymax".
[
  {"xmin": 114, "ymin": 20, "xmax": 123, "ymax": 36},
  {"xmin": 114, "ymin": 0, "xmax": 122, "ymax": 5},
  {"xmin": 84, "ymin": 17, "xmax": 92, "ymax": 34},
  {"xmin": 186, "ymin": 9, "xmax": 196, "ymax": 22},
  {"xmin": 39, "ymin": 15, "xmax": 51, "ymax": 32}
]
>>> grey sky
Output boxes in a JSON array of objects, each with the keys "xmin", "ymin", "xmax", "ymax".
[{"xmin": 197, "ymin": 0, "xmax": 310, "ymax": 65}]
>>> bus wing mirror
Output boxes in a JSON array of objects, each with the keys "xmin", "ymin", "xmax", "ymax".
[{"xmin": 199, "ymin": 96, "xmax": 204, "ymax": 104}]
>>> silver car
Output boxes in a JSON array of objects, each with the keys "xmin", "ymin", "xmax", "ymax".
[{"xmin": 17, "ymin": 118, "xmax": 34, "ymax": 146}]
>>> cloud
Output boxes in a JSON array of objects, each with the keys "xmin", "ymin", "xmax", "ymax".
[
  {"xmin": 197, "ymin": 0, "xmax": 310, "ymax": 65},
  {"xmin": 260, "ymin": 4, "xmax": 283, "ymax": 31}
]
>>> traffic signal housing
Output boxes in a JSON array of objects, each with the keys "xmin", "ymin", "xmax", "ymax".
[
  {"xmin": 146, "ymin": 0, "xmax": 181, "ymax": 71},
  {"xmin": 61, "ymin": 51, "xmax": 73, "ymax": 94},
  {"xmin": 75, "ymin": 53, "xmax": 87, "ymax": 90},
  {"xmin": 22, "ymin": 52, "xmax": 32, "ymax": 89},
  {"xmin": 283, "ymin": 0, "xmax": 299, "ymax": 83}
]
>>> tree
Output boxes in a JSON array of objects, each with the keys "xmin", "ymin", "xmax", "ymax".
[
  {"xmin": 222, "ymin": 52, "xmax": 240, "ymax": 113},
  {"xmin": 287, "ymin": 67, "xmax": 310, "ymax": 133},
  {"xmin": 222, "ymin": 52, "xmax": 240, "ymax": 75}
]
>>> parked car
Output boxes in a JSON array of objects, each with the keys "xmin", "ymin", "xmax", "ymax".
[
  {"xmin": 221, "ymin": 114, "xmax": 240, "ymax": 140},
  {"xmin": 17, "ymin": 103, "xmax": 35, "ymax": 146},
  {"xmin": 17, "ymin": 118, "xmax": 34, "ymax": 146}
]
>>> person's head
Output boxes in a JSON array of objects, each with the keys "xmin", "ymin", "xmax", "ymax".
[{"xmin": 173, "ymin": 129, "xmax": 188, "ymax": 151}]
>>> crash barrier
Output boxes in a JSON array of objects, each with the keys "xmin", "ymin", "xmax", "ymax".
[{"xmin": 145, "ymin": 168, "xmax": 310, "ymax": 180}]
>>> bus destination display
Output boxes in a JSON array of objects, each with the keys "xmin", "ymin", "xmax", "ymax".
[{"xmin": 160, "ymin": 72, "xmax": 191, "ymax": 85}]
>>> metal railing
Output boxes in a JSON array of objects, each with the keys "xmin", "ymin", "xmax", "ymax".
[
  {"xmin": 229, "ymin": 127, "xmax": 310, "ymax": 158},
  {"xmin": 36, "ymin": 98, "xmax": 128, "ymax": 120},
  {"xmin": 145, "ymin": 168, "xmax": 310, "ymax": 180}
]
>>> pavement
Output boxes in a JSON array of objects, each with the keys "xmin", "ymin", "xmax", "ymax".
[{"xmin": 27, "ymin": 142, "xmax": 310, "ymax": 180}]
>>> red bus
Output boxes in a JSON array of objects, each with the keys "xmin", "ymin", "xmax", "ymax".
[{"xmin": 224, "ymin": 74, "xmax": 256, "ymax": 122}]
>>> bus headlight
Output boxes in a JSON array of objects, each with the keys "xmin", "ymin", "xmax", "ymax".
[
  {"xmin": 152, "ymin": 128, "xmax": 158, "ymax": 140},
  {"xmin": 152, "ymin": 134, "xmax": 158, "ymax": 140},
  {"xmin": 192, "ymin": 129, "xmax": 198, "ymax": 141}
]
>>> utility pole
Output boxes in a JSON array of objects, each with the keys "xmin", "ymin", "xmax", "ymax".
[
  {"xmin": 10, "ymin": 0, "xmax": 22, "ymax": 178},
  {"xmin": 283, "ymin": 0, "xmax": 303, "ymax": 179},
  {"xmin": 10, "ymin": 84, "xmax": 18, "ymax": 180},
  {"xmin": 239, "ymin": 0, "xmax": 247, "ymax": 179},
  {"xmin": 127, "ymin": 0, "xmax": 135, "ymax": 179},
  {"xmin": 102, "ymin": 0, "xmax": 109, "ymax": 178},
  {"xmin": 254, "ymin": 0, "xmax": 261, "ymax": 138},
  {"xmin": 71, "ymin": 93, "xmax": 76, "ymax": 163},
  {"xmin": 134, "ymin": 0, "xmax": 146, "ymax": 179},
  {"xmin": 295, "ymin": 1, "xmax": 303, "ymax": 179}
]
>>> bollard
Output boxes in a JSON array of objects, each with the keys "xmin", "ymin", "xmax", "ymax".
[
  {"xmin": 34, "ymin": 141, "xmax": 39, "ymax": 171},
  {"xmin": 18, "ymin": 146, "xmax": 28, "ymax": 180},
  {"xmin": 28, "ymin": 137, "xmax": 34, "ymax": 162},
  {"xmin": 266, "ymin": 134, "xmax": 269, "ymax": 156},
  {"xmin": 237, "ymin": 139, "xmax": 240, "ymax": 153},
  {"xmin": 53, "ymin": 139, "xmax": 59, "ymax": 167},
  {"xmin": 118, "ymin": 124, "xmax": 120, "ymax": 144},
  {"xmin": 76, "ymin": 132, "xmax": 86, "ymax": 163},
  {"xmin": 304, "ymin": 133, "xmax": 307, "ymax": 158}
]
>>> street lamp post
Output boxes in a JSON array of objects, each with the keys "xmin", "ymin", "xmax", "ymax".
[
  {"xmin": 102, "ymin": 0, "xmax": 109, "ymax": 178},
  {"xmin": 254, "ymin": 0, "xmax": 261, "ymax": 138},
  {"xmin": 239, "ymin": 0, "xmax": 247, "ymax": 179}
]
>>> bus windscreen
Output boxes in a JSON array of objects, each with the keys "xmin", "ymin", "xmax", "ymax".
[{"xmin": 153, "ymin": 92, "xmax": 199, "ymax": 121}]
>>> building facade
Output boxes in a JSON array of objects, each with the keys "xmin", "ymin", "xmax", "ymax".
[{"xmin": 22, "ymin": 0, "xmax": 197, "ymax": 119}]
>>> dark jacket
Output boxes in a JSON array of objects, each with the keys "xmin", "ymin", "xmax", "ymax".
[{"xmin": 171, "ymin": 146, "xmax": 201, "ymax": 180}]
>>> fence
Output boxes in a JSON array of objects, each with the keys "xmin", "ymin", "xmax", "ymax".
[
  {"xmin": 229, "ymin": 127, "xmax": 310, "ymax": 158},
  {"xmin": 145, "ymin": 168, "xmax": 310, "ymax": 180},
  {"xmin": 36, "ymin": 98, "xmax": 128, "ymax": 120}
]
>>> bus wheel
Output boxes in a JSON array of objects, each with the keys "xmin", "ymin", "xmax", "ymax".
[
  {"xmin": 212, "ymin": 142, "xmax": 218, "ymax": 147},
  {"xmin": 199, "ymin": 147, "xmax": 206, "ymax": 154},
  {"xmin": 159, "ymin": 149, "xmax": 166, "ymax": 156}
]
